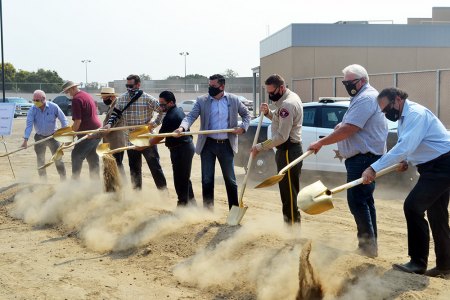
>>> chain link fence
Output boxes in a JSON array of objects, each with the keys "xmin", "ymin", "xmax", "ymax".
[{"xmin": 292, "ymin": 69, "xmax": 450, "ymax": 128}]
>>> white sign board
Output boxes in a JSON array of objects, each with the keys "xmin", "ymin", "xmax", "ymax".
[{"xmin": 0, "ymin": 103, "xmax": 16, "ymax": 136}]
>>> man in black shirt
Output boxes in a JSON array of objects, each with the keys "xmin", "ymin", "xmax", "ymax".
[{"xmin": 149, "ymin": 91, "xmax": 196, "ymax": 206}]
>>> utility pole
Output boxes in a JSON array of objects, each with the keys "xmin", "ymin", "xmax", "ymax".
[
  {"xmin": 179, "ymin": 52, "xmax": 189, "ymax": 92},
  {"xmin": 81, "ymin": 59, "xmax": 91, "ymax": 89}
]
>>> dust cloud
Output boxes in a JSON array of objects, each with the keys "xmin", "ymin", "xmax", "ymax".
[{"xmin": 10, "ymin": 180, "xmax": 218, "ymax": 253}]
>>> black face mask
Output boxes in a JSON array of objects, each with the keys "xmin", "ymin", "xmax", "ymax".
[
  {"xmin": 208, "ymin": 86, "xmax": 222, "ymax": 97},
  {"xmin": 268, "ymin": 88, "xmax": 283, "ymax": 101},
  {"xmin": 103, "ymin": 98, "xmax": 113, "ymax": 106},
  {"xmin": 126, "ymin": 84, "xmax": 138, "ymax": 95},
  {"xmin": 345, "ymin": 83, "xmax": 359, "ymax": 97},
  {"xmin": 384, "ymin": 104, "xmax": 400, "ymax": 122}
]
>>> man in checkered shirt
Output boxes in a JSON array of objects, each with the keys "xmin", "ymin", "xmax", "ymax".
[{"xmin": 105, "ymin": 74, "xmax": 167, "ymax": 191}]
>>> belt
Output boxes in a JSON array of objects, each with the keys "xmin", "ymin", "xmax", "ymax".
[
  {"xmin": 417, "ymin": 150, "xmax": 450, "ymax": 167},
  {"xmin": 276, "ymin": 139, "xmax": 301, "ymax": 150},
  {"xmin": 207, "ymin": 137, "xmax": 229, "ymax": 144},
  {"xmin": 355, "ymin": 152, "xmax": 378, "ymax": 158}
]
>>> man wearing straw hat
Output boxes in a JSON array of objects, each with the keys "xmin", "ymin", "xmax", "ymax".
[
  {"xmin": 62, "ymin": 80, "xmax": 102, "ymax": 179},
  {"xmin": 22, "ymin": 89, "xmax": 68, "ymax": 180},
  {"xmin": 95, "ymin": 87, "xmax": 127, "ymax": 177}
]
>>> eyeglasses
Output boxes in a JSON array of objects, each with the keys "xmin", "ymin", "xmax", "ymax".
[
  {"xmin": 342, "ymin": 78, "xmax": 361, "ymax": 86},
  {"xmin": 125, "ymin": 84, "xmax": 135, "ymax": 88}
]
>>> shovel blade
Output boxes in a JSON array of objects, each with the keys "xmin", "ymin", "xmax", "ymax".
[
  {"xmin": 301, "ymin": 194, "xmax": 334, "ymax": 215},
  {"xmin": 53, "ymin": 127, "xmax": 76, "ymax": 143},
  {"xmin": 254, "ymin": 174, "xmax": 285, "ymax": 189},
  {"xmin": 226, "ymin": 205, "xmax": 248, "ymax": 226},
  {"xmin": 96, "ymin": 143, "xmax": 111, "ymax": 157},
  {"xmin": 298, "ymin": 181, "xmax": 331, "ymax": 214},
  {"xmin": 129, "ymin": 126, "xmax": 150, "ymax": 147}
]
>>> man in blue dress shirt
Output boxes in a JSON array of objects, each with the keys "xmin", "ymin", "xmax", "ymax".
[
  {"xmin": 362, "ymin": 87, "xmax": 450, "ymax": 278},
  {"xmin": 22, "ymin": 90, "xmax": 69, "ymax": 179}
]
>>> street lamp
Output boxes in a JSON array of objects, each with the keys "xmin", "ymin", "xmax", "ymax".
[
  {"xmin": 81, "ymin": 59, "xmax": 91, "ymax": 89},
  {"xmin": 179, "ymin": 52, "xmax": 189, "ymax": 92}
]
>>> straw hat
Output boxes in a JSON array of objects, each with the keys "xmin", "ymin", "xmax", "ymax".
[
  {"xmin": 61, "ymin": 81, "xmax": 79, "ymax": 93},
  {"xmin": 96, "ymin": 87, "xmax": 118, "ymax": 97}
]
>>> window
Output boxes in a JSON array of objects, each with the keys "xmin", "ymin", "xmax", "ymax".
[
  {"xmin": 302, "ymin": 107, "xmax": 316, "ymax": 127},
  {"xmin": 320, "ymin": 106, "xmax": 347, "ymax": 129}
]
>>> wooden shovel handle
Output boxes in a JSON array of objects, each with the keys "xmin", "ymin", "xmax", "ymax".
[
  {"xmin": 330, "ymin": 163, "xmax": 402, "ymax": 194},
  {"xmin": 62, "ymin": 125, "xmax": 147, "ymax": 136},
  {"xmin": 0, "ymin": 135, "xmax": 55, "ymax": 157},
  {"xmin": 238, "ymin": 116, "xmax": 265, "ymax": 207},
  {"xmin": 108, "ymin": 145, "xmax": 137, "ymax": 154},
  {"xmin": 278, "ymin": 150, "xmax": 314, "ymax": 175},
  {"xmin": 138, "ymin": 128, "xmax": 237, "ymax": 138}
]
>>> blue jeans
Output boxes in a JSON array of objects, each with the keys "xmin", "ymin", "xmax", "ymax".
[
  {"xmin": 200, "ymin": 138, "xmax": 238, "ymax": 209},
  {"xmin": 345, "ymin": 153, "xmax": 381, "ymax": 253}
]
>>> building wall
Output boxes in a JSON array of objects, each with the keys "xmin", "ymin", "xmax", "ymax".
[{"xmin": 261, "ymin": 46, "xmax": 450, "ymax": 84}]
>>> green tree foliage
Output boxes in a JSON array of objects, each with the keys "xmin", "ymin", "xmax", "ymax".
[
  {"xmin": 0, "ymin": 62, "xmax": 64, "ymax": 92},
  {"xmin": 223, "ymin": 69, "xmax": 239, "ymax": 78},
  {"xmin": 185, "ymin": 74, "xmax": 207, "ymax": 80},
  {"xmin": 166, "ymin": 75, "xmax": 182, "ymax": 80},
  {"xmin": 139, "ymin": 73, "xmax": 152, "ymax": 80}
]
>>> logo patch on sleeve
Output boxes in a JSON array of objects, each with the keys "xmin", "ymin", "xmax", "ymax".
[{"xmin": 279, "ymin": 108, "xmax": 289, "ymax": 118}]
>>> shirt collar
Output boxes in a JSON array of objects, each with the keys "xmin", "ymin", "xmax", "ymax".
[{"xmin": 351, "ymin": 83, "xmax": 369, "ymax": 100}]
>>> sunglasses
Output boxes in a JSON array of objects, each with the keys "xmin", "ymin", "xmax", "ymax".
[
  {"xmin": 125, "ymin": 84, "xmax": 135, "ymax": 88},
  {"xmin": 342, "ymin": 78, "xmax": 361, "ymax": 86}
]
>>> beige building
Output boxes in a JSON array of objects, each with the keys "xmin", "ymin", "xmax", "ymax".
[{"xmin": 258, "ymin": 7, "xmax": 450, "ymax": 127}]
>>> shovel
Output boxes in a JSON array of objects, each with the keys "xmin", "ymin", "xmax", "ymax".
[
  {"xmin": 0, "ymin": 135, "xmax": 54, "ymax": 158},
  {"xmin": 226, "ymin": 119, "xmax": 265, "ymax": 225},
  {"xmin": 37, "ymin": 135, "xmax": 90, "ymax": 170},
  {"xmin": 255, "ymin": 150, "xmax": 314, "ymax": 188},
  {"xmin": 129, "ymin": 128, "xmax": 238, "ymax": 147},
  {"xmin": 53, "ymin": 124, "xmax": 147, "ymax": 143},
  {"xmin": 96, "ymin": 143, "xmax": 138, "ymax": 157},
  {"xmin": 298, "ymin": 163, "xmax": 402, "ymax": 215}
]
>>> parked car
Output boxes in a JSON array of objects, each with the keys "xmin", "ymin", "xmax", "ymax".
[
  {"xmin": 53, "ymin": 95, "xmax": 72, "ymax": 116},
  {"xmin": 235, "ymin": 97, "xmax": 418, "ymax": 185},
  {"xmin": 179, "ymin": 99, "xmax": 197, "ymax": 113},
  {"xmin": 4, "ymin": 97, "xmax": 33, "ymax": 118},
  {"xmin": 238, "ymin": 96, "xmax": 254, "ymax": 111}
]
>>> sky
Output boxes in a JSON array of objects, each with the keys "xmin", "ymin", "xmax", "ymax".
[{"xmin": 4, "ymin": 0, "xmax": 450, "ymax": 84}]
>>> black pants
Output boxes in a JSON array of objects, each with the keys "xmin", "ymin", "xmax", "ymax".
[
  {"xmin": 275, "ymin": 143, "xmax": 303, "ymax": 224},
  {"xmin": 170, "ymin": 142, "xmax": 196, "ymax": 206},
  {"xmin": 34, "ymin": 134, "xmax": 66, "ymax": 179},
  {"xmin": 127, "ymin": 146, "xmax": 167, "ymax": 190},
  {"xmin": 404, "ymin": 153, "xmax": 450, "ymax": 269}
]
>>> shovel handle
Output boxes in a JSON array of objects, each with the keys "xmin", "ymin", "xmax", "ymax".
[
  {"xmin": 108, "ymin": 145, "xmax": 138, "ymax": 154},
  {"xmin": 138, "ymin": 128, "xmax": 237, "ymax": 138},
  {"xmin": 278, "ymin": 150, "xmax": 314, "ymax": 175},
  {"xmin": 0, "ymin": 135, "xmax": 55, "ymax": 157},
  {"xmin": 330, "ymin": 163, "xmax": 402, "ymax": 194},
  {"xmin": 238, "ymin": 115, "xmax": 265, "ymax": 207},
  {"xmin": 62, "ymin": 125, "xmax": 147, "ymax": 136}
]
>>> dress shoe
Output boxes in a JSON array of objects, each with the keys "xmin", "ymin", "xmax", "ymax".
[
  {"xmin": 393, "ymin": 261, "xmax": 426, "ymax": 274},
  {"xmin": 425, "ymin": 267, "xmax": 450, "ymax": 278}
]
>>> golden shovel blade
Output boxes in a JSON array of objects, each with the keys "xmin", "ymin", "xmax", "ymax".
[
  {"xmin": 96, "ymin": 143, "xmax": 111, "ymax": 157},
  {"xmin": 226, "ymin": 205, "xmax": 248, "ymax": 226},
  {"xmin": 254, "ymin": 174, "xmax": 285, "ymax": 189},
  {"xmin": 128, "ymin": 126, "xmax": 150, "ymax": 147},
  {"xmin": 297, "ymin": 180, "xmax": 334, "ymax": 215},
  {"xmin": 53, "ymin": 127, "xmax": 76, "ymax": 143}
]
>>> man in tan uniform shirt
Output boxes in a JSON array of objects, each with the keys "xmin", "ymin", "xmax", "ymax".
[{"xmin": 251, "ymin": 74, "xmax": 303, "ymax": 224}]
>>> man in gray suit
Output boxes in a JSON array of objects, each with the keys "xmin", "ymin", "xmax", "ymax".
[{"xmin": 175, "ymin": 74, "xmax": 251, "ymax": 210}]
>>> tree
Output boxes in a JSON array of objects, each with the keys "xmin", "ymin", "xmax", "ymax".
[
  {"xmin": 185, "ymin": 74, "xmax": 207, "ymax": 80},
  {"xmin": 223, "ymin": 69, "xmax": 238, "ymax": 78},
  {"xmin": 166, "ymin": 75, "xmax": 182, "ymax": 80},
  {"xmin": 139, "ymin": 73, "xmax": 152, "ymax": 80}
]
